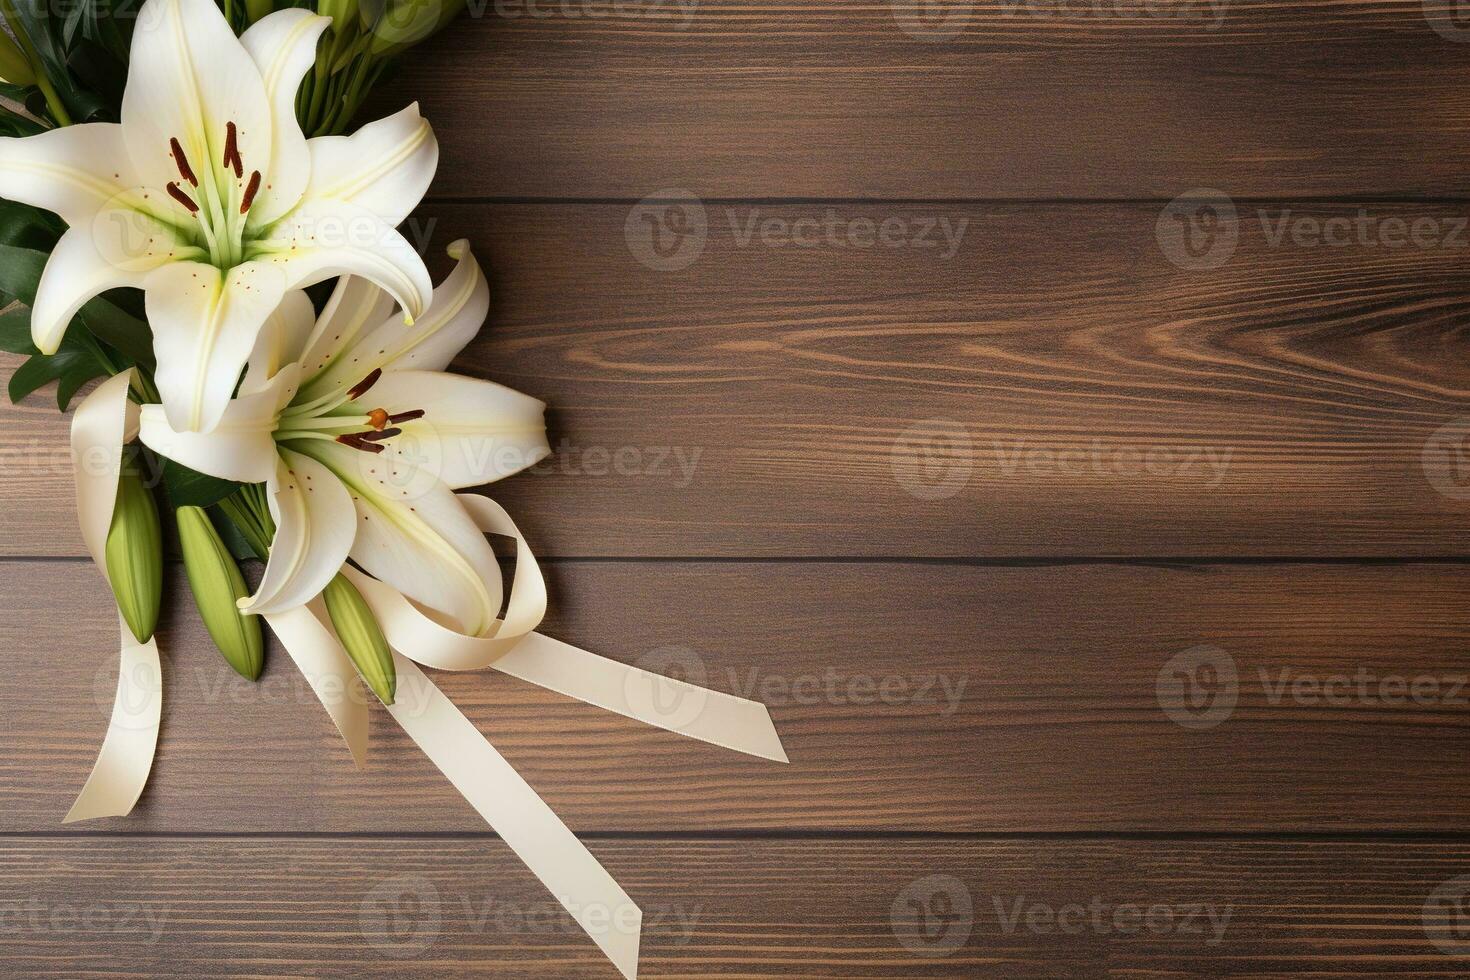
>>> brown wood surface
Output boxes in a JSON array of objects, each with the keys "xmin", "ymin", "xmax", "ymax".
[
  {"xmin": 376, "ymin": 1, "xmax": 1470, "ymax": 199},
  {"xmin": 5, "ymin": 1, "xmax": 1470, "ymax": 976},
  {"xmin": 6, "ymin": 202, "xmax": 1470, "ymax": 559},
  {"xmin": 3, "ymin": 838, "xmax": 1470, "ymax": 977},
  {"xmin": 6, "ymin": 559, "xmax": 1470, "ymax": 833}
]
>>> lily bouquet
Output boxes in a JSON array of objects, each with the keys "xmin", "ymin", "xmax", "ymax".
[{"xmin": 0, "ymin": 1, "xmax": 786, "ymax": 976}]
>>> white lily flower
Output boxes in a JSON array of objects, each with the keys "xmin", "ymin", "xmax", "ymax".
[
  {"xmin": 0, "ymin": 0, "xmax": 437, "ymax": 433},
  {"xmin": 139, "ymin": 241, "xmax": 550, "ymax": 637}
]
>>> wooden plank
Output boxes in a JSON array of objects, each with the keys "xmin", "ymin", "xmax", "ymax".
[
  {"xmin": 6, "ymin": 202, "xmax": 1470, "ymax": 558},
  {"xmin": 7, "ymin": 559, "xmax": 1470, "ymax": 833},
  {"xmin": 2, "ymin": 837, "xmax": 1468, "ymax": 976},
  {"xmin": 373, "ymin": 2, "xmax": 1470, "ymax": 199}
]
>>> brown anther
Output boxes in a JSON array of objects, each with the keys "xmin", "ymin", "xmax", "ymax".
[
  {"xmin": 240, "ymin": 171, "xmax": 262, "ymax": 214},
  {"xmin": 223, "ymin": 122, "xmax": 243, "ymax": 178},
  {"xmin": 347, "ymin": 368, "xmax": 383, "ymax": 400},
  {"xmin": 336, "ymin": 433, "xmax": 385, "ymax": 454},
  {"xmin": 166, "ymin": 182, "xmax": 199, "ymax": 214},
  {"xmin": 388, "ymin": 409, "xmax": 426, "ymax": 424},
  {"xmin": 360, "ymin": 427, "xmax": 402, "ymax": 443},
  {"xmin": 169, "ymin": 138, "xmax": 198, "ymax": 187},
  {"xmin": 367, "ymin": 408, "xmax": 390, "ymax": 430}
]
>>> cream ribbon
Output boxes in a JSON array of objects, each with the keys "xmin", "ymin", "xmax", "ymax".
[
  {"xmin": 65, "ymin": 371, "xmax": 162, "ymax": 823},
  {"xmin": 336, "ymin": 495, "xmax": 785, "ymax": 980},
  {"xmin": 263, "ymin": 599, "xmax": 369, "ymax": 767},
  {"xmin": 65, "ymin": 375, "xmax": 787, "ymax": 979}
]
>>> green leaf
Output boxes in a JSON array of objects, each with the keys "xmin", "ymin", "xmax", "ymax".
[
  {"xmin": 209, "ymin": 503, "xmax": 264, "ymax": 563},
  {"xmin": 161, "ymin": 457, "xmax": 243, "ymax": 510},
  {"xmin": 56, "ymin": 365, "xmax": 95, "ymax": 410},
  {"xmin": 0, "ymin": 243, "xmax": 47, "ymax": 307},
  {"xmin": 0, "ymin": 245, "xmax": 152, "ymax": 365},
  {"xmin": 7, "ymin": 346, "xmax": 103, "ymax": 403},
  {"xmin": 0, "ymin": 307, "xmax": 35, "ymax": 355},
  {"xmin": 0, "ymin": 199, "xmax": 64, "ymax": 246},
  {"xmin": 79, "ymin": 294, "xmax": 154, "ymax": 368}
]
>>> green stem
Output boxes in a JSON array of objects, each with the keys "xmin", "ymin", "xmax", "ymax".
[
  {"xmin": 0, "ymin": 0, "xmax": 72, "ymax": 126},
  {"xmin": 217, "ymin": 487, "xmax": 274, "ymax": 560}
]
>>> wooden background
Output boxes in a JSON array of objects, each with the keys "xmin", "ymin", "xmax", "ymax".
[{"xmin": 4, "ymin": 0, "xmax": 1470, "ymax": 975}]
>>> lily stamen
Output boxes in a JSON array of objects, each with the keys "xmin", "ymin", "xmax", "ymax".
[
  {"xmin": 336, "ymin": 433, "xmax": 386, "ymax": 454},
  {"xmin": 240, "ymin": 171, "xmax": 261, "ymax": 214},
  {"xmin": 359, "ymin": 427, "xmax": 402, "ymax": 443},
  {"xmin": 169, "ymin": 138, "xmax": 198, "ymax": 187},
  {"xmin": 223, "ymin": 121, "xmax": 243, "ymax": 178},
  {"xmin": 367, "ymin": 408, "xmax": 390, "ymax": 430},
  {"xmin": 348, "ymin": 368, "xmax": 383, "ymax": 400},
  {"xmin": 389, "ymin": 409, "xmax": 425, "ymax": 424},
  {"xmin": 166, "ymin": 181, "xmax": 199, "ymax": 214}
]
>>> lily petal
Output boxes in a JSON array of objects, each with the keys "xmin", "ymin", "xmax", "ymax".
[
  {"xmin": 30, "ymin": 227, "xmax": 158, "ymax": 354},
  {"xmin": 0, "ymin": 124, "xmax": 143, "ymax": 226},
  {"xmin": 241, "ymin": 449, "xmax": 356, "ymax": 615},
  {"xmin": 122, "ymin": 0, "xmax": 273, "ymax": 206},
  {"xmin": 303, "ymin": 239, "xmax": 485, "ymax": 398},
  {"xmin": 239, "ymin": 9, "xmax": 330, "ymax": 229},
  {"xmin": 367, "ymin": 370, "xmax": 550, "ymax": 489},
  {"xmin": 255, "ymin": 200, "xmax": 433, "ymax": 326},
  {"xmin": 146, "ymin": 259, "xmax": 288, "ymax": 433},
  {"xmin": 296, "ymin": 274, "xmax": 397, "ymax": 389},
  {"xmin": 300, "ymin": 103, "xmax": 438, "ymax": 228},
  {"xmin": 138, "ymin": 364, "xmax": 297, "ymax": 483},
  {"xmin": 296, "ymin": 440, "xmax": 504, "ymax": 637},
  {"xmin": 243, "ymin": 289, "xmax": 316, "ymax": 392}
]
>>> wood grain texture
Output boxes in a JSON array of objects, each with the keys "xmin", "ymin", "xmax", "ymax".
[
  {"xmin": 7, "ymin": 559, "xmax": 1470, "ymax": 833},
  {"xmin": 5, "ymin": 202, "xmax": 1470, "ymax": 558},
  {"xmin": 371, "ymin": 1, "xmax": 1470, "ymax": 199},
  {"xmin": 3, "ymin": 837, "xmax": 1470, "ymax": 977}
]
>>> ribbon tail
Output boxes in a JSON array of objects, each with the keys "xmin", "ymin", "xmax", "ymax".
[
  {"xmin": 66, "ymin": 371, "xmax": 163, "ymax": 823},
  {"xmin": 498, "ymin": 632, "xmax": 789, "ymax": 763},
  {"xmin": 63, "ymin": 614, "xmax": 162, "ymax": 823},
  {"xmin": 267, "ymin": 601, "xmax": 370, "ymax": 768},
  {"xmin": 387, "ymin": 655, "xmax": 642, "ymax": 980}
]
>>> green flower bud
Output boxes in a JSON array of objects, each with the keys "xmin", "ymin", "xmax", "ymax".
[
  {"xmin": 0, "ymin": 30, "xmax": 34, "ymax": 86},
  {"xmin": 177, "ymin": 506, "xmax": 264, "ymax": 681},
  {"xmin": 104, "ymin": 468, "xmax": 162, "ymax": 644},
  {"xmin": 368, "ymin": 0, "xmax": 464, "ymax": 55},
  {"xmin": 323, "ymin": 574, "xmax": 395, "ymax": 705}
]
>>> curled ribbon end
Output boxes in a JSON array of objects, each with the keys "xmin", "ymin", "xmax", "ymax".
[{"xmin": 62, "ymin": 797, "xmax": 130, "ymax": 824}]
